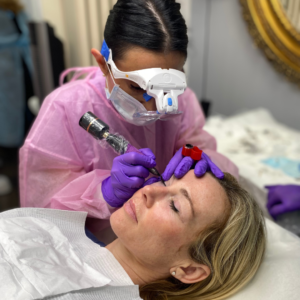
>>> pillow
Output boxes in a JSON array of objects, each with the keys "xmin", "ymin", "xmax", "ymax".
[{"xmin": 228, "ymin": 219, "xmax": 300, "ymax": 300}]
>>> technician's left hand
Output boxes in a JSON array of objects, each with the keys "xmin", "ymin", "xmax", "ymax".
[
  {"xmin": 266, "ymin": 185, "xmax": 300, "ymax": 219},
  {"xmin": 162, "ymin": 147, "xmax": 224, "ymax": 181}
]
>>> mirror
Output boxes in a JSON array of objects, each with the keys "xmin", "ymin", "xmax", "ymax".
[
  {"xmin": 240, "ymin": 0, "xmax": 300, "ymax": 85},
  {"xmin": 280, "ymin": 0, "xmax": 300, "ymax": 34}
]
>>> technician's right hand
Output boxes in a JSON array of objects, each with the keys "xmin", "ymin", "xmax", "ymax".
[{"xmin": 101, "ymin": 148, "xmax": 157, "ymax": 207}]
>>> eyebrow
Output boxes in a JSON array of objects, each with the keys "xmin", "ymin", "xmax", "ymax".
[{"xmin": 179, "ymin": 188, "xmax": 195, "ymax": 217}]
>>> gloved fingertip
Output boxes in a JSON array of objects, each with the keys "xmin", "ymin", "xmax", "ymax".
[
  {"xmin": 174, "ymin": 171, "xmax": 185, "ymax": 179},
  {"xmin": 174, "ymin": 156, "xmax": 194, "ymax": 178},
  {"xmin": 162, "ymin": 171, "xmax": 171, "ymax": 181},
  {"xmin": 139, "ymin": 148, "xmax": 156, "ymax": 160},
  {"xmin": 143, "ymin": 177, "xmax": 160, "ymax": 187},
  {"xmin": 194, "ymin": 169, "xmax": 206, "ymax": 177},
  {"xmin": 149, "ymin": 159, "xmax": 157, "ymax": 168},
  {"xmin": 215, "ymin": 172, "xmax": 225, "ymax": 179},
  {"xmin": 194, "ymin": 161, "xmax": 207, "ymax": 177},
  {"xmin": 174, "ymin": 166, "xmax": 191, "ymax": 179},
  {"xmin": 142, "ymin": 157, "xmax": 156, "ymax": 168},
  {"xmin": 212, "ymin": 168, "xmax": 225, "ymax": 179}
]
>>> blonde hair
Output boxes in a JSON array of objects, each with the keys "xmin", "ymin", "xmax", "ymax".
[
  {"xmin": 0, "ymin": 0, "xmax": 23, "ymax": 14},
  {"xmin": 140, "ymin": 173, "xmax": 266, "ymax": 300}
]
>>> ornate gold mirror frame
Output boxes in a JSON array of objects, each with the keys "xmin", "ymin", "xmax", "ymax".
[{"xmin": 240, "ymin": 0, "xmax": 300, "ymax": 86}]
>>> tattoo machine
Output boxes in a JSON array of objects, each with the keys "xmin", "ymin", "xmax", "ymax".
[{"xmin": 79, "ymin": 111, "xmax": 166, "ymax": 186}]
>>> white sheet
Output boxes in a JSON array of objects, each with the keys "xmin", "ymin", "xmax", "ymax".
[
  {"xmin": 204, "ymin": 108, "xmax": 300, "ymax": 189},
  {"xmin": 228, "ymin": 219, "xmax": 300, "ymax": 300},
  {"xmin": 0, "ymin": 217, "xmax": 110, "ymax": 300}
]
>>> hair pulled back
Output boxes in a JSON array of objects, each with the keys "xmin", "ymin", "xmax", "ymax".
[{"xmin": 104, "ymin": 0, "xmax": 188, "ymax": 61}]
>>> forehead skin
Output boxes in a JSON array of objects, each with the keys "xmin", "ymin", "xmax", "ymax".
[
  {"xmin": 115, "ymin": 47, "xmax": 186, "ymax": 72},
  {"xmin": 169, "ymin": 171, "xmax": 229, "ymax": 231}
]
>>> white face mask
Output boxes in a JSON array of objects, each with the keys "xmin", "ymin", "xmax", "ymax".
[{"xmin": 104, "ymin": 74, "xmax": 182, "ymax": 127}]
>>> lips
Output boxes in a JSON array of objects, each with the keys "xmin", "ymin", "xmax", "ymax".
[{"xmin": 124, "ymin": 199, "xmax": 138, "ymax": 223}]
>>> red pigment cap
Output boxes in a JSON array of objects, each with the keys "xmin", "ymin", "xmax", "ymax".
[
  {"xmin": 182, "ymin": 144, "xmax": 193, "ymax": 157},
  {"xmin": 182, "ymin": 144, "xmax": 202, "ymax": 161}
]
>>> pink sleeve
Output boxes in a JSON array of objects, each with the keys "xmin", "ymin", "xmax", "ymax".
[
  {"xmin": 176, "ymin": 89, "xmax": 239, "ymax": 179},
  {"xmin": 50, "ymin": 169, "xmax": 115, "ymax": 219},
  {"xmin": 19, "ymin": 87, "xmax": 114, "ymax": 220}
]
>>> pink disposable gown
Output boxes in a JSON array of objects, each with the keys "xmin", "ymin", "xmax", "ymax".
[{"xmin": 19, "ymin": 68, "xmax": 238, "ymax": 232}]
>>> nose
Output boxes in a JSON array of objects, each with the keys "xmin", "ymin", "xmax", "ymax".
[{"xmin": 142, "ymin": 184, "xmax": 168, "ymax": 208}]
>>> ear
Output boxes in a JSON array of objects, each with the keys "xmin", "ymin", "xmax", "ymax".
[
  {"xmin": 91, "ymin": 48, "xmax": 109, "ymax": 76},
  {"xmin": 171, "ymin": 262, "xmax": 211, "ymax": 284}
]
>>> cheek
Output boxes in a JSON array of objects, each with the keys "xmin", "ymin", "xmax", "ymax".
[
  {"xmin": 143, "ymin": 210, "xmax": 184, "ymax": 243},
  {"xmin": 143, "ymin": 98, "xmax": 156, "ymax": 111},
  {"xmin": 115, "ymin": 79, "xmax": 156, "ymax": 111},
  {"xmin": 139, "ymin": 217, "xmax": 186, "ymax": 260},
  {"xmin": 115, "ymin": 79, "xmax": 137, "ymax": 98}
]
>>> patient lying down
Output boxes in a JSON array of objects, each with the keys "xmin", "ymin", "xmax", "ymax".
[
  {"xmin": 110, "ymin": 171, "xmax": 266, "ymax": 300},
  {"xmin": 0, "ymin": 171, "xmax": 266, "ymax": 300}
]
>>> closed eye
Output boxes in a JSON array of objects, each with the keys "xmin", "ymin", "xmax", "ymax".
[
  {"xmin": 130, "ymin": 84, "xmax": 143, "ymax": 91},
  {"xmin": 170, "ymin": 200, "xmax": 179, "ymax": 213}
]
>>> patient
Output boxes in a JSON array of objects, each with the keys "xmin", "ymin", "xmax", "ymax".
[
  {"xmin": 108, "ymin": 171, "xmax": 266, "ymax": 300},
  {"xmin": 0, "ymin": 171, "xmax": 266, "ymax": 300}
]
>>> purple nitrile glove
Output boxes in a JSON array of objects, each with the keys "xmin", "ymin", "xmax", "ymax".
[
  {"xmin": 266, "ymin": 185, "xmax": 300, "ymax": 219},
  {"xmin": 102, "ymin": 148, "xmax": 156, "ymax": 207},
  {"xmin": 143, "ymin": 176, "xmax": 161, "ymax": 187},
  {"xmin": 162, "ymin": 147, "xmax": 224, "ymax": 181}
]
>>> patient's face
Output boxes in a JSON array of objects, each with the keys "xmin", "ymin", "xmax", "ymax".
[{"xmin": 110, "ymin": 171, "xmax": 228, "ymax": 270}]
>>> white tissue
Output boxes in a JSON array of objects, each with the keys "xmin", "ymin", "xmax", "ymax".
[{"xmin": 0, "ymin": 217, "xmax": 110, "ymax": 300}]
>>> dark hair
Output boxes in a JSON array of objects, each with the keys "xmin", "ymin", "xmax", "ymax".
[{"xmin": 104, "ymin": 0, "xmax": 188, "ymax": 61}]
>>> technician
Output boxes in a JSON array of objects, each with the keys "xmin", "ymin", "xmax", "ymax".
[{"xmin": 19, "ymin": 0, "xmax": 238, "ymax": 233}]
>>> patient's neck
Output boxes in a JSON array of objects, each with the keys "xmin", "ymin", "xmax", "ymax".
[{"xmin": 106, "ymin": 239, "xmax": 166, "ymax": 285}]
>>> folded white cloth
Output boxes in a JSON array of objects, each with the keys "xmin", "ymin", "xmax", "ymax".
[{"xmin": 0, "ymin": 208, "xmax": 141, "ymax": 300}]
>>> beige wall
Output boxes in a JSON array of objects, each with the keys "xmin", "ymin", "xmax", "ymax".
[
  {"xmin": 40, "ymin": 0, "xmax": 69, "ymax": 66},
  {"xmin": 40, "ymin": 0, "xmax": 66, "ymax": 42}
]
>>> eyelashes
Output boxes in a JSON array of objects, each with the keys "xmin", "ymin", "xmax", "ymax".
[
  {"xmin": 130, "ymin": 84, "xmax": 143, "ymax": 91},
  {"xmin": 164, "ymin": 185, "xmax": 179, "ymax": 214},
  {"xmin": 170, "ymin": 200, "xmax": 179, "ymax": 213}
]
